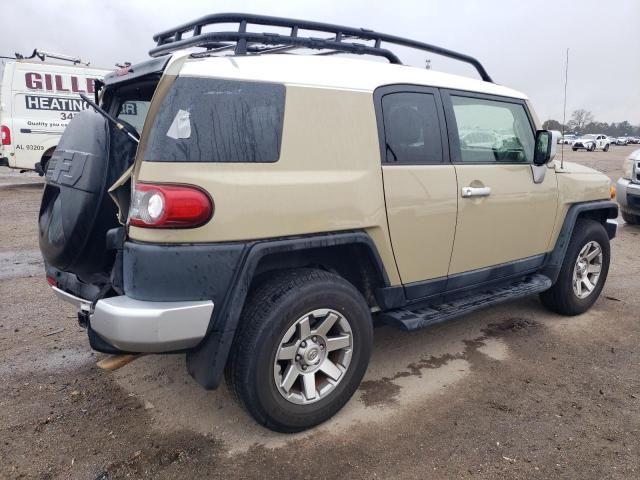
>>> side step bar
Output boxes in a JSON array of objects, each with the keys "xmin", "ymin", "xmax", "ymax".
[{"xmin": 379, "ymin": 274, "xmax": 552, "ymax": 331}]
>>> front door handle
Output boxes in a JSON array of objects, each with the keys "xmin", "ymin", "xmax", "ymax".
[{"xmin": 461, "ymin": 186, "xmax": 492, "ymax": 198}]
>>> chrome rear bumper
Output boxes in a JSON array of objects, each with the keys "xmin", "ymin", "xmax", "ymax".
[{"xmin": 52, "ymin": 287, "xmax": 213, "ymax": 352}]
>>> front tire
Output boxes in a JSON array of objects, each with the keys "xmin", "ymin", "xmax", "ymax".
[
  {"xmin": 588, "ymin": 143, "xmax": 596, "ymax": 152},
  {"xmin": 603, "ymin": 144, "xmax": 610, "ymax": 152},
  {"xmin": 621, "ymin": 209, "xmax": 640, "ymax": 225},
  {"xmin": 540, "ymin": 219, "xmax": 610, "ymax": 316},
  {"xmin": 225, "ymin": 269, "xmax": 373, "ymax": 432}
]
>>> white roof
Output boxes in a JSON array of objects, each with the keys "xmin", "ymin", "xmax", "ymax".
[{"xmin": 179, "ymin": 54, "xmax": 527, "ymax": 99}]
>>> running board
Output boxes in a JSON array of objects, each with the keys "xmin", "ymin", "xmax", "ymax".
[{"xmin": 379, "ymin": 274, "xmax": 552, "ymax": 331}]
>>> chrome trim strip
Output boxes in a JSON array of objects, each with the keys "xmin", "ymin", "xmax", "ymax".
[{"xmin": 51, "ymin": 286, "xmax": 92, "ymax": 312}]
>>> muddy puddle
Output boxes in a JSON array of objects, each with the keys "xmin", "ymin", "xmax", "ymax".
[
  {"xmin": 112, "ymin": 313, "xmax": 528, "ymax": 455},
  {"xmin": 0, "ymin": 249, "xmax": 44, "ymax": 280}
]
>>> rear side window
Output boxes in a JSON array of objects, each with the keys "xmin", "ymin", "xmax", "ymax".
[
  {"xmin": 381, "ymin": 92, "xmax": 443, "ymax": 164},
  {"xmin": 144, "ymin": 77, "xmax": 285, "ymax": 163}
]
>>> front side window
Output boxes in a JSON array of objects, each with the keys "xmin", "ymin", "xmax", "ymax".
[
  {"xmin": 450, "ymin": 95, "xmax": 534, "ymax": 163},
  {"xmin": 144, "ymin": 77, "xmax": 285, "ymax": 163},
  {"xmin": 381, "ymin": 92, "xmax": 443, "ymax": 164}
]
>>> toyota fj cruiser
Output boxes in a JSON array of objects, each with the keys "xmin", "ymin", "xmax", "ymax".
[{"xmin": 39, "ymin": 14, "xmax": 618, "ymax": 432}]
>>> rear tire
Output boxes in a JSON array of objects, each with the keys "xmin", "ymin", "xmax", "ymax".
[
  {"xmin": 225, "ymin": 269, "xmax": 373, "ymax": 432},
  {"xmin": 603, "ymin": 144, "xmax": 609, "ymax": 152},
  {"xmin": 572, "ymin": 147, "xmax": 578, "ymax": 151},
  {"xmin": 540, "ymin": 219, "xmax": 610, "ymax": 316},
  {"xmin": 589, "ymin": 143, "xmax": 596, "ymax": 152},
  {"xmin": 621, "ymin": 209, "xmax": 640, "ymax": 225}
]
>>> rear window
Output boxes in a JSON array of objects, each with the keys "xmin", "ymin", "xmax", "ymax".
[
  {"xmin": 144, "ymin": 77, "xmax": 285, "ymax": 163},
  {"xmin": 118, "ymin": 101, "xmax": 150, "ymax": 133}
]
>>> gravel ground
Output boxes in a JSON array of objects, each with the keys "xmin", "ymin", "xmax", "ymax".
[{"xmin": 1, "ymin": 146, "xmax": 639, "ymax": 479}]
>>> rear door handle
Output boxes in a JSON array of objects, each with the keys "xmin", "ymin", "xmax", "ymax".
[{"xmin": 461, "ymin": 186, "xmax": 491, "ymax": 198}]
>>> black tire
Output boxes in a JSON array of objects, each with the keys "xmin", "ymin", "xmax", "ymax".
[
  {"xmin": 540, "ymin": 219, "xmax": 610, "ymax": 316},
  {"xmin": 572, "ymin": 147, "xmax": 578, "ymax": 151},
  {"xmin": 588, "ymin": 143, "xmax": 596, "ymax": 152},
  {"xmin": 621, "ymin": 209, "xmax": 640, "ymax": 225},
  {"xmin": 603, "ymin": 144, "xmax": 609, "ymax": 152},
  {"xmin": 225, "ymin": 268, "xmax": 373, "ymax": 432}
]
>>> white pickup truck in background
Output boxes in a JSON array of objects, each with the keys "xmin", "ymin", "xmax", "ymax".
[{"xmin": 0, "ymin": 51, "xmax": 111, "ymax": 173}]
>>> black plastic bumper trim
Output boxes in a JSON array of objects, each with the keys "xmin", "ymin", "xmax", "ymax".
[{"xmin": 184, "ymin": 230, "xmax": 389, "ymax": 389}]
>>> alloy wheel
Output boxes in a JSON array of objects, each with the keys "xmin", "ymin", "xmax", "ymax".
[
  {"xmin": 273, "ymin": 308, "xmax": 353, "ymax": 405},
  {"xmin": 572, "ymin": 240, "xmax": 603, "ymax": 299}
]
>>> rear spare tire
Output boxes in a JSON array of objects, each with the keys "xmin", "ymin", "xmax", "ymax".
[{"xmin": 38, "ymin": 109, "xmax": 136, "ymax": 282}]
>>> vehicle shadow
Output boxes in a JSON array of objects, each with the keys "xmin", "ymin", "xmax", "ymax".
[{"xmin": 112, "ymin": 297, "xmax": 549, "ymax": 453}]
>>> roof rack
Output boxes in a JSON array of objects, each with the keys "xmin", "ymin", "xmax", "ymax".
[{"xmin": 150, "ymin": 13, "xmax": 493, "ymax": 82}]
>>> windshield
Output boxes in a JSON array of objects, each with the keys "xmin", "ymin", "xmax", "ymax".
[
  {"xmin": 584, "ymin": 134, "xmax": 597, "ymax": 139},
  {"xmin": 117, "ymin": 101, "xmax": 150, "ymax": 133},
  {"xmin": 108, "ymin": 79, "xmax": 158, "ymax": 135}
]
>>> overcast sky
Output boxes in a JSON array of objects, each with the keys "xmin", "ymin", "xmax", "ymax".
[{"xmin": 4, "ymin": 0, "xmax": 640, "ymax": 124}]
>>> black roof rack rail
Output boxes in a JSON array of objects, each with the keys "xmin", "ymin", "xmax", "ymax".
[{"xmin": 149, "ymin": 13, "xmax": 493, "ymax": 82}]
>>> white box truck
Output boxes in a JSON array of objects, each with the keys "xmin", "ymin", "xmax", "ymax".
[{"xmin": 0, "ymin": 51, "xmax": 111, "ymax": 173}]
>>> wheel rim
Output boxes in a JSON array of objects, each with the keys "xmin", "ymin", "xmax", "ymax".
[
  {"xmin": 273, "ymin": 308, "xmax": 353, "ymax": 405},
  {"xmin": 572, "ymin": 240, "xmax": 603, "ymax": 299}
]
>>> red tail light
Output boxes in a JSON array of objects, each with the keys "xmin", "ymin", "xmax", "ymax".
[
  {"xmin": 1, "ymin": 125, "xmax": 10, "ymax": 145},
  {"xmin": 129, "ymin": 183, "xmax": 213, "ymax": 228}
]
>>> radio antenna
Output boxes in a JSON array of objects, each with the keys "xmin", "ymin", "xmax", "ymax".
[{"xmin": 561, "ymin": 48, "xmax": 569, "ymax": 169}]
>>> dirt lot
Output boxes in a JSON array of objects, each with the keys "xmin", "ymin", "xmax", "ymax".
[{"xmin": 1, "ymin": 146, "xmax": 639, "ymax": 479}]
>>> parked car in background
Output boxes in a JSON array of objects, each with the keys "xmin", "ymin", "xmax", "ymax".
[
  {"xmin": 559, "ymin": 134, "xmax": 577, "ymax": 144},
  {"xmin": 0, "ymin": 50, "xmax": 111, "ymax": 173},
  {"xmin": 572, "ymin": 134, "xmax": 610, "ymax": 152},
  {"xmin": 616, "ymin": 137, "xmax": 629, "ymax": 146},
  {"xmin": 628, "ymin": 137, "xmax": 640, "ymax": 145},
  {"xmin": 616, "ymin": 149, "xmax": 640, "ymax": 224}
]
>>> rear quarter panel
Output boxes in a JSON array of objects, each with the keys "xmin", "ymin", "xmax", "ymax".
[{"xmin": 130, "ymin": 84, "xmax": 401, "ymax": 284}]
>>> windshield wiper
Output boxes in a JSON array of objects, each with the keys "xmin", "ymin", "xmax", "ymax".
[{"xmin": 79, "ymin": 93, "xmax": 139, "ymax": 145}]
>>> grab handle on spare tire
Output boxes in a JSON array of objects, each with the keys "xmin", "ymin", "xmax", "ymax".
[{"xmin": 79, "ymin": 93, "xmax": 139, "ymax": 145}]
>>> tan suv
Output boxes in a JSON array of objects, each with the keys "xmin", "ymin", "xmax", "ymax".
[{"xmin": 39, "ymin": 14, "xmax": 618, "ymax": 432}]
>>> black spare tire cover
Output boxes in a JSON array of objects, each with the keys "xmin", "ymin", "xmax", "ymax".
[{"xmin": 38, "ymin": 109, "xmax": 136, "ymax": 280}]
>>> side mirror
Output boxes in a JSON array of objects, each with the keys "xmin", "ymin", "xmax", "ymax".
[{"xmin": 534, "ymin": 130, "xmax": 558, "ymax": 165}]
